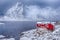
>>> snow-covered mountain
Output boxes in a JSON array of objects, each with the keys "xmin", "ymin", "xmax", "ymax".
[
  {"xmin": 0, "ymin": 2, "xmax": 25, "ymax": 21},
  {"xmin": 0, "ymin": 2, "xmax": 30, "ymax": 21},
  {"xmin": 5, "ymin": 2, "xmax": 24, "ymax": 19},
  {"xmin": 0, "ymin": 2, "xmax": 60, "ymax": 21}
]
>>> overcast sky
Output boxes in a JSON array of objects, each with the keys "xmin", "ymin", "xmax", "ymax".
[
  {"xmin": 20, "ymin": 0, "xmax": 60, "ymax": 7},
  {"xmin": 0, "ymin": 0, "xmax": 18, "ymax": 16}
]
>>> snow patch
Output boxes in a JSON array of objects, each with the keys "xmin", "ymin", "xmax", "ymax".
[{"xmin": 20, "ymin": 25, "xmax": 60, "ymax": 40}]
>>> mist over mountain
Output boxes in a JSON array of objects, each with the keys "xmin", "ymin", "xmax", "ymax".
[{"xmin": 0, "ymin": 0, "xmax": 60, "ymax": 21}]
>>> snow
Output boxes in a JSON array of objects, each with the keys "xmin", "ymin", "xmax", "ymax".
[
  {"xmin": 0, "ymin": 35, "xmax": 5, "ymax": 38},
  {"xmin": 0, "ymin": 35, "xmax": 15, "ymax": 40},
  {"xmin": 20, "ymin": 25, "xmax": 60, "ymax": 40},
  {"xmin": 0, "ymin": 38, "xmax": 15, "ymax": 40}
]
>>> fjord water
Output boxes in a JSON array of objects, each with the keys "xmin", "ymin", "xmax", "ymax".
[{"xmin": 0, "ymin": 21, "xmax": 36, "ymax": 36}]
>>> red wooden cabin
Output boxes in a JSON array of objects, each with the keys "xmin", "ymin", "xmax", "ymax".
[{"xmin": 36, "ymin": 22, "xmax": 55, "ymax": 31}]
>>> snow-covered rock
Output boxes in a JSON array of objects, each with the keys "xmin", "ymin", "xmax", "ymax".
[
  {"xmin": 0, "ymin": 38, "xmax": 15, "ymax": 40},
  {"xmin": 20, "ymin": 25, "xmax": 60, "ymax": 40},
  {"xmin": 0, "ymin": 35, "xmax": 15, "ymax": 40}
]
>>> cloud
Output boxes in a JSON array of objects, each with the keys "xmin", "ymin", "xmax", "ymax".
[
  {"xmin": 20, "ymin": 0, "xmax": 60, "ymax": 7},
  {"xmin": 25, "ymin": 5, "xmax": 60, "ymax": 21},
  {"xmin": 0, "ymin": 2, "xmax": 60, "ymax": 21},
  {"xmin": 0, "ymin": 0, "xmax": 17, "ymax": 5}
]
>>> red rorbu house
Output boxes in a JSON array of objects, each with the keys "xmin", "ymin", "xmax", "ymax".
[{"xmin": 36, "ymin": 22, "xmax": 55, "ymax": 31}]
